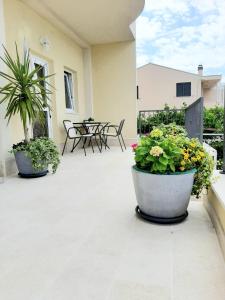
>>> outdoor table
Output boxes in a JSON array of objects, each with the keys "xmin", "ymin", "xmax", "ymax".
[{"xmin": 73, "ymin": 122, "xmax": 110, "ymax": 151}]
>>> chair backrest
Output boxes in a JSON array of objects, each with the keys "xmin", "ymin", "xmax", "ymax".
[
  {"xmin": 83, "ymin": 123, "xmax": 96, "ymax": 134},
  {"xmin": 84, "ymin": 122, "xmax": 101, "ymax": 134},
  {"xmin": 118, "ymin": 119, "xmax": 125, "ymax": 135},
  {"xmin": 63, "ymin": 120, "xmax": 77, "ymax": 138}
]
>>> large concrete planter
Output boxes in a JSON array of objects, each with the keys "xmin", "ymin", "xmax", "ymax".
[
  {"xmin": 132, "ymin": 166, "xmax": 196, "ymax": 224},
  {"xmin": 15, "ymin": 151, "xmax": 48, "ymax": 178}
]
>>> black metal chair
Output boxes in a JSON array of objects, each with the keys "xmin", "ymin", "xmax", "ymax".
[
  {"xmin": 62, "ymin": 120, "xmax": 94, "ymax": 156},
  {"xmin": 82, "ymin": 122, "xmax": 102, "ymax": 153},
  {"xmin": 102, "ymin": 119, "xmax": 126, "ymax": 152}
]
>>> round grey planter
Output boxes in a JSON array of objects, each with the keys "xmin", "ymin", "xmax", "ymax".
[
  {"xmin": 132, "ymin": 166, "xmax": 195, "ymax": 220},
  {"xmin": 14, "ymin": 151, "xmax": 48, "ymax": 178}
]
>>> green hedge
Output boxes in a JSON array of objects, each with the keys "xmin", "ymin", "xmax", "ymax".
[
  {"xmin": 138, "ymin": 105, "xmax": 224, "ymax": 134},
  {"xmin": 138, "ymin": 104, "xmax": 186, "ymax": 134},
  {"xmin": 204, "ymin": 106, "xmax": 224, "ymax": 132},
  {"xmin": 137, "ymin": 105, "xmax": 224, "ymax": 170}
]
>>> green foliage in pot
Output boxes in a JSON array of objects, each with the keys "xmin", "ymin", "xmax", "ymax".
[
  {"xmin": 0, "ymin": 44, "xmax": 52, "ymax": 141},
  {"xmin": 0, "ymin": 44, "xmax": 60, "ymax": 173},
  {"xmin": 11, "ymin": 138, "xmax": 60, "ymax": 173},
  {"xmin": 157, "ymin": 123, "xmax": 187, "ymax": 137},
  {"xmin": 132, "ymin": 124, "xmax": 214, "ymax": 198}
]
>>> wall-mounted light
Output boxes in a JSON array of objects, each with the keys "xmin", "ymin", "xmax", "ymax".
[{"xmin": 40, "ymin": 36, "xmax": 50, "ymax": 51}]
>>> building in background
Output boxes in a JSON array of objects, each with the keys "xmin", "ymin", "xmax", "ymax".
[
  {"xmin": 0, "ymin": 0, "xmax": 145, "ymax": 176},
  {"xmin": 137, "ymin": 63, "xmax": 223, "ymax": 111}
]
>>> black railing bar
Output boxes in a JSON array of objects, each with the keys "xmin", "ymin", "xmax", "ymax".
[
  {"xmin": 203, "ymin": 133, "xmax": 224, "ymax": 137},
  {"xmin": 139, "ymin": 109, "xmax": 183, "ymax": 113}
]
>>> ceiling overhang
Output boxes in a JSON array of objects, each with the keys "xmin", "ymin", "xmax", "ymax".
[
  {"xmin": 21, "ymin": 0, "xmax": 145, "ymax": 48},
  {"xmin": 202, "ymin": 75, "xmax": 221, "ymax": 88}
]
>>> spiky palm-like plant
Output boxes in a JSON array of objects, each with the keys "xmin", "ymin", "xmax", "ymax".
[{"xmin": 0, "ymin": 44, "xmax": 53, "ymax": 142}]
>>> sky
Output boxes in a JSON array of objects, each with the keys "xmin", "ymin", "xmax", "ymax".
[{"xmin": 136, "ymin": 0, "xmax": 225, "ymax": 79}]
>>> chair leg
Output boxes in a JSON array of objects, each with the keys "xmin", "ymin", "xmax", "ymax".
[
  {"xmin": 118, "ymin": 135, "xmax": 123, "ymax": 152},
  {"xmin": 100, "ymin": 135, "xmax": 106, "ymax": 152},
  {"xmin": 82, "ymin": 138, "xmax": 87, "ymax": 156},
  {"xmin": 105, "ymin": 136, "xmax": 110, "ymax": 150},
  {"xmin": 95, "ymin": 136, "xmax": 101, "ymax": 153},
  {"xmin": 72, "ymin": 138, "xmax": 76, "ymax": 151},
  {"xmin": 105, "ymin": 136, "xmax": 110, "ymax": 149},
  {"xmin": 82, "ymin": 137, "xmax": 87, "ymax": 148},
  {"xmin": 71, "ymin": 138, "xmax": 81, "ymax": 152},
  {"xmin": 62, "ymin": 136, "xmax": 68, "ymax": 156},
  {"xmin": 90, "ymin": 138, "xmax": 94, "ymax": 153},
  {"xmin": 120, "ymin": 133, "xmax": 126, "ymax": 149}
]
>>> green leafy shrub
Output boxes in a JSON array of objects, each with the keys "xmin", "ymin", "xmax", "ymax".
[
  {"xmin": 133, "ymin": 124, "xmax": 214, "ymax": 198},
  {"xmin": 157, "ymin": 123, "xmax": 187, "ymax": 137},
  {"xmin": 138, "ymin": 104, "xmax": 224, "ymax": 135},
  {"xmin": 204, "ymin": 106, "xmax": 224, "ymax": 132},
  {"xmin": 138, "ymin": 103, "xmax": 187, "ymax": 134},
  {"xmin": 12, "ymin": 137, "xmax": 60, "ymax": 173},
  {"xmin": 204, "ymin": 136, "xmax": 223, "ymax": 169}
]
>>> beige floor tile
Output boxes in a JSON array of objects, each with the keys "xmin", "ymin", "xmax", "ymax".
[{"xmin": 0, "ymin": 148, "xmax": 224, "ymax": 300}]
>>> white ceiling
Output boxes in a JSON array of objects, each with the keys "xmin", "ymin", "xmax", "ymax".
[{"xmin": 22, "ymin": 0, "xmax": 145, "ymax": 47}]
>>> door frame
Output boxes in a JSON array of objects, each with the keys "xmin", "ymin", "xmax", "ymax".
[{"xmin": 30, "ymin": 55, "xmax": 53, "ymax": 138}]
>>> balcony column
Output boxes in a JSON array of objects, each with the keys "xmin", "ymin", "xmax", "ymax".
[{"xmin": 83, "ymin": 48, "xmax": 94, "ymax": 118}]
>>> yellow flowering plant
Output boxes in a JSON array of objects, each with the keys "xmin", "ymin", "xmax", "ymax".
[{"xmin": 134, "ymin": 124, "xmax": 214, "ymax": 197}]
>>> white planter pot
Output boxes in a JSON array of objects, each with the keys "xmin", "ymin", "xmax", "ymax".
[{"xmin": 132, "ymin": 166, "xmax": 195, "ymax": 222}]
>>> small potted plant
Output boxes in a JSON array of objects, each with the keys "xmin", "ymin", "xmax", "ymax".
[
  {"xmin": 132, "ymin": 124, "xmax": 214, "ymax": 224},
  {"xmin": 0, "ymin": 45, "xmax": 60, "ymax": 177}
]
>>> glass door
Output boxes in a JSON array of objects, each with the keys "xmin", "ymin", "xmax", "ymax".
[{"xmin": 31, "ymin": 56, "xmax": 52, "ymax": 138}]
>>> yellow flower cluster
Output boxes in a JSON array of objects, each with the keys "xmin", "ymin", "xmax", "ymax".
[
  {"xmin": 190, "ymin": 142, "xmax": 197, "ymax": 148},
  {"xmin": 180, "ymin": 145, "xmax": 206, "ymax": 171},
  {"xmin": 150, "ymin": 146, "xmax": 164, "ymax": 157},
  {"xmin": 150, "ymin": 128, "xmax": 163, "ymax": 138}
]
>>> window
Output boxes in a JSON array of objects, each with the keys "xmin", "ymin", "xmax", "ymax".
[
  {"xmin": 137, "ymin": 85, "xmax": 139, "ymax": 99},
  {"xmin": 64, "ymin": 70, "xmax": 75, "ymax": 111},
  {"xmin": 176, "ymin": 82, "xmax": 191, "ymax": 97}
]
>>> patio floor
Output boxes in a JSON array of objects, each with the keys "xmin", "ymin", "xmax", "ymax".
[{"xmin": 0, "ymin": 147, "xmax": 225, "ymax": 300}]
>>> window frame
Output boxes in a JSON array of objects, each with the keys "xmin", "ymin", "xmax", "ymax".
[
  {"xmin": 64, "ymin": 69, "xmax": 77, "ymax": 114},
  {"xmin": 176, "ymin": 82, "xmax": 191, "ymax": 97}
]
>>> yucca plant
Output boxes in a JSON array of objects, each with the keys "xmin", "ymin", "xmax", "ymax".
[{"xmin": 0, "ymin": 44, "xmax": 53, "ymax": 142}]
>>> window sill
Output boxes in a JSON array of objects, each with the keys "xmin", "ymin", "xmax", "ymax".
[
  {"xmin": 65, "ymin": 109, "xmax": 79, "ymax": 115},
  {"xmin": 176, "ymin": 96, "xmax": 191, "ymax": 98}
]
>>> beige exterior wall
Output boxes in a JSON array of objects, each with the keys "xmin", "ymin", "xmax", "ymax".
[
  {"xmin": 92, "ymin": 42, "xmax": 137, "ymax": 140},
  {"xmin": 137, "ymin": 64, "xmax": 202, "ymax": 111},
  {"xmin": 203, "ymin": 86, "xmax": 223, "ymax": 107},
  {"xmin": 4, "ymin": 0, "xmax": 87, "ymax": 148},
  {"xmin": 1, "ymin": 0, "xmax": 140, "ymax": 174},
  {"xmin": 137, "ymin": 63, "xmax": 220, "ymax": 111}
]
